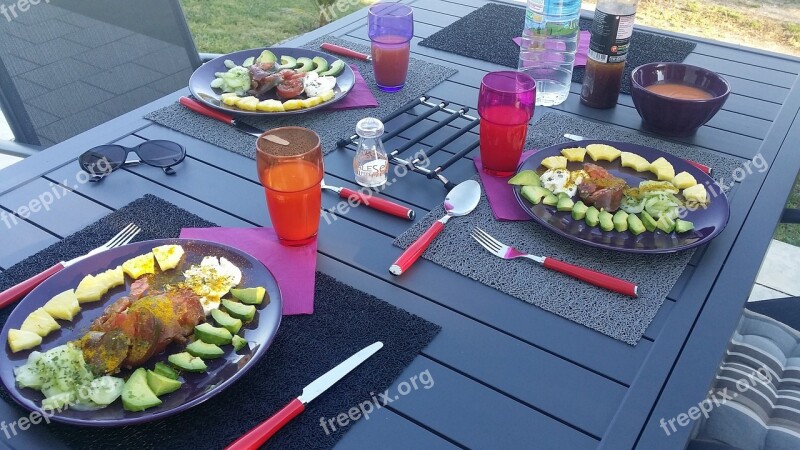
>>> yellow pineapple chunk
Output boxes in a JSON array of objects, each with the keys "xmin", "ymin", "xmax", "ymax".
[
  {"xmin": 672, "ymin": 171, "xmax": 697, "ymax": 189},
  {"xmin": 586, "ymin": 144, "xmax": 621, "ymax": 162},
  {"xmin": 152, "ymin": 245, "xmax": 185, "ymax": 271},
  {"xmin": 302, "ymin": 96, "xmax": 323, "ymax": 108},
  {"xmin": 683, "ymin": 184, "xmax": 709, "ymax": 205},
  {"xmin": 282, "ymin": 99, "xmax": 305, "ymax": 111},
  {"xmin": 95, "ymin": 266, "xmax": 124, "ymax": 290},
  {"xmin": 43, "ymin": 289, "xmax": 81, "ymax": 321},
  {"xmin": 540, "ymin": 156, "xmax": 568, "ymax": 170},
  {"xmin": 122, "ymin": 253, "xmax": 155, "ymax": 279},
  {"xmin": 620, "ymin": 152, "xmax": 651, "ymax": 172},
  {"xmin": 75, "ymin": 274, "xmax": 108, "ymax": 303},
  {"xmin": 257, "ymin": 99, "xmax": 285, "ymax": 112},
  {"xmin": 7, "ymin": 329, "xmax": 42, "ymax": 353},
  {"xmin": 656, "ymin": 166, "xmax": 675, "ymax": 181},
  {"xmin": 560, "ymin": 147, "xmax": 586, "ymax": 162},
  {"xmin": 319, "ymin": 90, "xmax": 335, "ymax": 102},
  {"xmin": 20, "ymin": 308, "xmax": 60, "ymax": 337},
  {"xmin": 236, "ymin": 96, "xmax": 259, "ymax": 111},
  {"xmin": 221, "ymin": 93, "xmax": 240, "ymax": 106}
]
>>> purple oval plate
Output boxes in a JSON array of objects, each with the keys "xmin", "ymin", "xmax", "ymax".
[
  {"xmin": 189, "ymin": 47, "xmax": 356, "ymax": 117},
  {"xmin": 0, "ymin": 238, "xmax": 282, "ymax": 426},
  {"xmin": 512, "ymin": 140, "xmax": 730, "ymax": 253}
]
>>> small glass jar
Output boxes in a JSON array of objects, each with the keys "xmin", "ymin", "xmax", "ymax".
[{"xmin": 353, "ymin": 117, "xmax": 389, "ymax": 187}]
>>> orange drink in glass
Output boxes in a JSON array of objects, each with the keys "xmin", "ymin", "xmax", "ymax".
[{"xmin": 256, "ymin": 127, "xmax": 323, "ymax": 246}]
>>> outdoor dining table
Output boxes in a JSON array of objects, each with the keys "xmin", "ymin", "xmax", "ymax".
[{"xmin": 2, "ymin": 0, "xmax": 800, "ymax": 448}]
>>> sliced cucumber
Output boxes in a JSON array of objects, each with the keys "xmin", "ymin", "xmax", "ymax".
[
  {"xmin": 640, "ymin": 211, "xmax": 658, "ymax": 232},
  {"xmin": 88, "ymin": 376, "xmax": 124, "ymax": 405},
  {"xmin": 242, "ymin": 56, "xmax": 255, "ymax": 67},
  {"xmin": 675, "ymin": 219, "xmax": 694, "ymax": 233},
  {"xmin": 656, "ymin": 215, "xmax": 676, "ymax": 233}
]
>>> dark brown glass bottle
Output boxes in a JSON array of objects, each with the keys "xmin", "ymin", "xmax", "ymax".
[{"xmin": 580, "ymin": 0, "xmax": 640, "ymax": 109}]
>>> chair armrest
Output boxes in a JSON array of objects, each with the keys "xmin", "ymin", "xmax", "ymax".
[
  {"xmin": 781, "ymin": 208, "xmax": 800, "ymax": 224},
  {"xmin": 200, "ymin": 52, "xmax": 222, "ymax": 63},
  {"xmin": 0, "ymin": 140, "xmax": 43, "ymax": 158}
]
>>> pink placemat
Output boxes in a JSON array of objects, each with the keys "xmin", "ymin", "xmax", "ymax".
[
  {"xmin": 474, "ymin": 150, "xmax": 536, "ymax": 222},
  {"xmin": 513, "ymin": 31, "xmax": 591, "ymax": 67},
  {"xmin": 325, "ymin": 64, "xmax": 378, "ymax": 110},
  {"xmin": 179, "ymin": 227, "xmax": 317, "ymax": 315}
]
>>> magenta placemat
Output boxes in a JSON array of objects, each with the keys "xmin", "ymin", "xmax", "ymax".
[
  {"xmin": 474, "ymin": 150, "xmax": 535, "ymax": 222},
  {"xmin": 180, "ymin": 227, "xmax": 317, "ymax": 315},
  {"xmin": 326, "ymin": 65, "xmax": 378, "ymax": 111}
]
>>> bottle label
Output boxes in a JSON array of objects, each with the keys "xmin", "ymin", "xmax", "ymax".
[
  {"xmin": 525, "ymin": 9, "xmax": 579, "ymax": 36},
  {"xmin": 588, "ymin": 9, "xmax": 635, "ymax": 63}
]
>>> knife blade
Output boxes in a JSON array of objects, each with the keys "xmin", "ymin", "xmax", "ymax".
[
  {"xmin": 179, "ymin": 96, "xmax": 263, "ymax": 137},
  {"xmin": 563, "ymin": 133, "xmax": 712, "ymax": 175},
  {"xmin": 225, "ymin": 342, "xmax": 384, "ymax": 450},
  {"xmin": 321, "ymin": 43, "xmax": 371, "ymax": 61}
]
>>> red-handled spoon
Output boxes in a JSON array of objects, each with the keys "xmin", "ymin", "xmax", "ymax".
[{"xmin": 390, "ymin": 180, "xmax": 481, "ymax": 275}]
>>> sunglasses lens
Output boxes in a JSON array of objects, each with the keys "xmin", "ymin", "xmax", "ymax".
[
  {"xmin": 79, "ymin": 145, "xmax": 126, "ymax": 175},
  {"xmin": 137, "ymin": 141, "xmax": 185, "ymax": 167}
]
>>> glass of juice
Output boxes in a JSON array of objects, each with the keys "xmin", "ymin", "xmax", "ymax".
[
  {"xmin": 477, "ymin": 71, "xmax": 536, "ymax": 177},
  {"xmin": 256, "ymin": 127, "xmax": 324, "ymax": 246},
  {"xmin": 368, "ymin": 3, "xmax": 413, "ymax": 92}
]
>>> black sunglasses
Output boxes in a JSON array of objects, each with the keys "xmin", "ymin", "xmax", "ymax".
[{"xmin": 79, "ymin": 140, "xmax": 186, "ymax": 181}]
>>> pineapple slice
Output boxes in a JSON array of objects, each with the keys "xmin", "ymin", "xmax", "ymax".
[
  {"xmin": 672, "ymin": 171, "xmax": 698, "ymax": 189},
  {"xmin": 95, "ymin": 266, "xmax": 124, "ymax": 290},
  {"xmin": 649, "ymin": 157, "xmax": 675, "ymax": 182},
  {"xmin": 236, "ymin": 96, "xmax": 259, "ymax": 111},
  {"xmin": 282, "ymin": 99, "xmax": 305, "ymax": 111},
  {"xmin": 257, "ymin": 99, "xmax": 285, "ymax": 112},
  {"xmin": 152, "ymin": 245, "xmax": 185, "ymax": 271},
  {"xmin": 43, "ymin": 289, "xmax": 81, "ymax": 321},
  {"xmin": 122, "ymin": 253, "xmax": 155, "ymax": 279},
  {"xmin": 586, "ymin": 144, "xmax": 621, "ymax": 162},
  {"xmin": 221, "ymin": 93, "xmax": 240, "ymax": 106},
  {"xmin": 560, "ymin": 147, "xmax": 586, "ymax": 162},
  {"xmin": 620, "ymin": 152, "xmax": 651, "ymax": 172},
  {"xmin": 75, "ymin": 274, "xmax": 108, "ymax": 303},
  {"xmin": 302, "ymin": 96, "xmax": 323, "ymax": 108},
  {"xmin": 20, "ymin": 308, "xmax": 60, "ymax": 337},
  {"xmin": 540, "ymin": 156, "xmax": 568, "ymax": 170},
  {"xmin": 319, "ymin": 90, "xmax": 335, "ymax": 102},
  {"xmin": 683, "ymin": 184, "xmax": 709, "ymax": 205},
  {"xmin": 7, "ymin": 329, "xmax": 42, "ymax": 353}
]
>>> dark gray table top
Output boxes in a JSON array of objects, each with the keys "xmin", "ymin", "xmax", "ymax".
[{"xmin": 1, "ymin": 0, "xmax": 800, "ymax": 448}]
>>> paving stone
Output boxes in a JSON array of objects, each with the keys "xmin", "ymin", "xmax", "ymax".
[
  {"xmin": 748, "ymin": 284, "xmax": 791, "ymax": 302},
  {"xmin": 756, "ymin": 239, "xmax": 800, "ymax": 296}
]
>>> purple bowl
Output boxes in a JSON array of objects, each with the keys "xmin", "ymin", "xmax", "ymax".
[{"xmin": 630, "ymin": 62, "xmax": 731, "ymax": 136}]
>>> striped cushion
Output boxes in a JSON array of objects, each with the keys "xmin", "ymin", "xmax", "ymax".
[{"xmin": 696, "ymin": 309, "xmax": 800, "ymax": 449}]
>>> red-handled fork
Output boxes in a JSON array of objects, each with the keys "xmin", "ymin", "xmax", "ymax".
[
  {"xmin": 0, "ymin": 223, "xmax": 141, "ymax": 309},
  {"xmin": 471, "ymin": 228, "xmax": 638, "ymax": 297}
]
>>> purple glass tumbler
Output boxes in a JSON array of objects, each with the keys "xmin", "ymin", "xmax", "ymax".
[
  {"xmin": 368, "ymin": 3, "xmax": 413, "ymax": 92},
  {"xmin": 478, "ymin": 71, "xmax": 536, "ymax": 177}
]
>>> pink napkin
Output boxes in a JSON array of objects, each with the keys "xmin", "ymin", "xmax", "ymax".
[
  {"xmin": 513, "ymin": 31, "xmax": 591, "ymax": 67},
  {"xmin": 179, "ymin": 227, "xmax": 317, "ymax": 315},
  {"xmin": 474, "ymin": 150, "xmax": 536, "ymax": 222},
  {"xmin": 325, "ymin": 64, "xmax": 378, "ymax": 111}
]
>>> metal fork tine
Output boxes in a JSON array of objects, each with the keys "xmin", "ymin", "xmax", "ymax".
[
  {"xmin": 474, "ymin": 227, "xmax": 504, "ymax": 248},
  {"xmin": 107, "ymin": 224, "xmax": 140, "ymax": 248},
  {"xmin": 104, "ymin": 223, "xmax": 136, "ymax": 247},
  {"xmin": 470, "ymin": 230, "xmax": 502, "ymax": 253},
  {"xmin": 116, "ymin": 228, "xmax": 141, "ymax": 247}
]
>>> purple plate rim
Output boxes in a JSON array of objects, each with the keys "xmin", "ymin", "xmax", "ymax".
[
  {"xmin": 188, "ymin": 46, "xmax": 356, "ymax": 117},
  {"xmin": 511, "ymin": 140, "xmax": 731, "ymax": 254},
  {"xmin": 0, "ymin": 238, "xmax": 283, "ymax": 427}
]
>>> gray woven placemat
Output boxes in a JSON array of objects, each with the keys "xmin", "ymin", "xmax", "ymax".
[
  {"xmin": 145, "ymin": 35, "xmax": 457, "ymax": 157},
  {"xmin": 394, "ymin": 185, "xmax": 692, "ymax": 345},
  {"xmin": 528, "ymin": 112, "xmax": 745, "ymax": 176}
]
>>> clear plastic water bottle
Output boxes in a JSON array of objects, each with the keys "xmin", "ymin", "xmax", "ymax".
[
  {"xmin": 517, "ymin": 0, "xmax": 582, "ymax": 106},
  {"xmin": 353, "ymin": 117, "xmax": 389, "ymax": 187}
]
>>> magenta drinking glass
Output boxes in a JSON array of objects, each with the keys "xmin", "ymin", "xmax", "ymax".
[
  {"xmin": 368, "ymin": 3, "xmax": 413, "ymax": 92},
  {"xmin": 477, "ymin": 71, "xmax": 536, "ymax": 177}
]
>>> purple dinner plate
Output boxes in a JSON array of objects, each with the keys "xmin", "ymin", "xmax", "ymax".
[
  {"xmin": 512, "ymin": 140, "xmax": 730, "ymax": 253},
  {"xmin": 189, "ymin": 47, "xmax": 356, "ymax": 116},
  {"xmin": 0, "ymin": 238, "xmax": 282, "ymax": 426}
]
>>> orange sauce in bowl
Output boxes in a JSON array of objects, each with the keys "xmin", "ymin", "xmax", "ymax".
[{"xmin": 644, "ymin": 82, "xmax": 714, "ymax": 100}]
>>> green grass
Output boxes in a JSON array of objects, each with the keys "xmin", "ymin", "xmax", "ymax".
[
  {"xmin": 179, "ymin": 0, "xmax": 373, "ymax": 53},
  {"xmin": 774, "ymin": 175, "xmax": 800, "ymax": 246}
]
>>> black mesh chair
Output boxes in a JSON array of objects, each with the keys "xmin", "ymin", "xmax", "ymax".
[{"xmin": 0, "ymin": 0, "xmax": 204, "ymax": 155}]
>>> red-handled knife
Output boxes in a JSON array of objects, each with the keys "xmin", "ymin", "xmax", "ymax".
[
  {"xmin": 179, "ymin": 97, "xmax": 263, "ymax": 137},
  {"xmin": 322, "ymin": 182, "xmax": 415, "ymax": 220},
  {"xmin": 225, "ymin": 342, "xmax": 384, "ymax": 450},
  {"xmin": 321, "ymin": 43, "xmax": 371, "ymax": 61}
]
